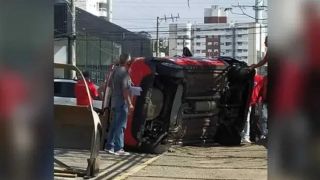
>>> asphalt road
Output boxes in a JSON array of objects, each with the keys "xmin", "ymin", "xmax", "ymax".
[
  {"xmin": 54, "ymin": 144, "xmax": 267, "ymax": 180},
  {"xmin": 124, "ymin": 144, "xmax": 267, "ymax": 180}
]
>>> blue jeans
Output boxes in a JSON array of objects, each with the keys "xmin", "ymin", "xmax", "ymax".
[
  {"xmin": 241, "ymin": 106, "xmax": 252, "ymax": 140},
  {"xmin": 105, "ymin": 104, "xmax": 128, "ymax": 152},
  {"xmin": 259, "ymin": 103, "xmax": 268, "ymax": 137}
]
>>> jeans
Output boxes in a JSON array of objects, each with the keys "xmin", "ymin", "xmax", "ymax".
[
  {"xmin": 241, "ymin": 106, "xmax": 252, "ymax": 140},
  {"xmin": 259, "ymin": 103, "xmax": 268, "ymax": 137},
  {"xmin": 105, "ymin": 104, "xmax": 128, "ymax": 152}
]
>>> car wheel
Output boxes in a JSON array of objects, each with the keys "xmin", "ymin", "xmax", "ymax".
[{"xmin": 141, "ymin": 140, "xmax": 171, "ymax": 154}]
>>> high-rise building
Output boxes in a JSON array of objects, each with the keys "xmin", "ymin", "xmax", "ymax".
[
  {"xmin": 169, "ymin": 23, "xmax": 192, "ymax": 57},
  {"xmin": 204, "ymin": 5, "xmax": 229, "ymax": 24},
  {"xmin": 75, "ymin": 0, "xmax": 112, "ymax": 21},
  {"xmin": 169, "ymin": 5, "xmax": 267, "ymax": 65}
]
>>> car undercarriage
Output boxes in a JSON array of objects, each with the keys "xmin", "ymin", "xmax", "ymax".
[{"xmin": 103, "ymin": 56, "xmax": 255, "ymax": 154}]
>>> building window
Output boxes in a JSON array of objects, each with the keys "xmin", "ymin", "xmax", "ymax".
[
  {"xmin": 98, "ymin": 2, "xmax": 107, "ymax": 11},
  {"xmin": 208, "ymin": 49, "xmax": 212, "ymax": 53},
  {"xmin": 207, "ymin": 42, "xmax": 212, "ymax": 46},
  {"xmin": 196, "ymin": 42, "xmax": 201, "ymax": 46},
  {"xmin": 213, "ymin": 42, "xmax": 219, "ymax": 46},
  {"xmin": 226, "ymin": 50, "xmax": 230, "ymax": 53},
  {"xmin": 237, "ymin": 49, "xmax": 243, "ymax": 53},
  {"xmin": 196, "ymin": 35, "xmax": 201, "ymax": 39},
  {"xmin": 238, "ymin": 35, "xmax": 242, "ymax": 38},
  {"xmin": 202, "ymin": 50, "xmax": 206, "ymax": 53},
  {"xmin": 196, "ymin": 28, "xmax": 201, "ymax": 31},
  {"xmin": 196, "ymin": 50, "xmax": 201, "ymax": 53},
  {"xmin": 214, "ymin": 49, "xmax": 219, "ymax": 53},
  {"xmin": 184, "ymin": 35, "xmax": 189, "ymax": 39},
  {"xmin": 226, "ymin": 42, "xmax": 232, "ymax": 46}
]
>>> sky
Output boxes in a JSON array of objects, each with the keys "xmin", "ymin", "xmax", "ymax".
[{"xmin": 112, "ymin": 0, "xmax": 267, "ymax": 37}]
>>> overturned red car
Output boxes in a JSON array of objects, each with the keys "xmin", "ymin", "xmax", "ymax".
[{"xmin": 102, "ymin": 56, "xmax": 255, "ymax": 153}]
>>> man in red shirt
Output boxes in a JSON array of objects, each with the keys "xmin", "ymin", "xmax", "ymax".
[
  {"xmin": 241, "ymin": 74, "xmax": 264, "ymax": 143},
  {"xmin": 0, "ymin": 68, "xmax": 28, "ymax": 120},
  {"xmin": 75, "ymin": 71, "xmax": 99, "ymax": 106}
]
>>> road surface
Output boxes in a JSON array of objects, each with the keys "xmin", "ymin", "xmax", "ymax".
[{"xmin": 55, "ymin": 144, "xmax": 267, "ymax": 180}]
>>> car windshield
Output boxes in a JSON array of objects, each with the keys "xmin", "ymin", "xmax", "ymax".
[{"xmin": 54, "ymin": 81, "xmax": 76, "ymax": 98}]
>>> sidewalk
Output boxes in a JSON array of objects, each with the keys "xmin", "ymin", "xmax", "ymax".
[
  {"xmin": 54, "ymin": 149, "xmax": 157, "ymax": 180},
  {"xmin": 126, "ymin": 144, "xmax": 267, "ymax": 180}
]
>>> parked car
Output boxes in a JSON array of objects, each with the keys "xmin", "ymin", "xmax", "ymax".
[
  {"xmin": 102, "ymin": 56, "xmax": 255, "ymax": 153},
  {"xmin": 54, "ymin": 79, "xmax": 102, "ymax": 109}
]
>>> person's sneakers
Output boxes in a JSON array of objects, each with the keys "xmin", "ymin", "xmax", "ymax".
[
  {"xmin": 260, "ymin": 135, "xmax": 267, "ymax": 140},
  {"xmin": 257, "ymin": 135, "xmax": 268, "ymax": 146},
  {"xmin": 114, "ymin": 149, "xmax": 130, "ymax": 156},
  {"xmin": 105, "ymin": 148, "xmax": 116, "ymax": 155},
  {"xmin": 241, "ymin": 138, "xmax": 252, "ymax": 144}
]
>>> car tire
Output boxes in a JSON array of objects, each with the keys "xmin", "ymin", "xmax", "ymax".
[
  {"xmin": 215, "ymin": 124, "xmax": 241, "ymax": 146},
  {"xmin": 141, "ymin": 141, "xmax": 171, "ymax": 154}
]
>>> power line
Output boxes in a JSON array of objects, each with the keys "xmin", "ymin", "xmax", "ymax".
[
  {"xmin": 74, "ymin": 31, "xmax": 268, "ymax": 41},
  {"xmin": 72, "ymin": 25, "xmax": 267, "ymax": 35}
]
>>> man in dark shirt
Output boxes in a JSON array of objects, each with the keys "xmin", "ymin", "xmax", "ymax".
[{"xmin": 105, "ymin": 54, "xmax": 133, "ymax": 156}]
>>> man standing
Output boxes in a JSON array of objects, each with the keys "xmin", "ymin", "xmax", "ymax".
[
  {"xmin": 241, "ymin": 73, "xmax": 264, "ymax": 143},
  {"xmin": 249, "ymin": 36, "xmax": 269, "ymax": 141},
  {"xmin": 75, "ymin": 71, "xmax": 99, "ymax": 106},
  {"xmin": 105, "ymin": 54, "xmax": 134, "ymax": 156}
]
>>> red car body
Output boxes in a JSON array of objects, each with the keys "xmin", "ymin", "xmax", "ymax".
[{"xmin": 103, "ymin": 56, "xmax": 255, "ymax": 153}]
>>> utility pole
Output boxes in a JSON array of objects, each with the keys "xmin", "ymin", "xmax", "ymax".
[
  {"xmin": 156, "ymin": 14, "xmax": 180, "ymax": 57},
  {"xmin": 156, "ymin": 16, "xmax": 159, "ymax": 57},
  {"xmin": 254, "ymin": 0, "xmax": 264, "ymax": 67},
  {"xmin": 232, "ymin": 26, "xmax": 236, "ymax": 59},
  {"xmin": 254, "ymin": 0, "xmax": 264, "ymax": 23},
  {"xmin": 68, "ymin": 0, "xmax": 76, "ymax": 78}
]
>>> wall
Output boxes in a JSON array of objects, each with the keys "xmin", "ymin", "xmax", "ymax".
[{"xmin": 54, "ymin": 39, "xmax": 68, "ymax": 64}]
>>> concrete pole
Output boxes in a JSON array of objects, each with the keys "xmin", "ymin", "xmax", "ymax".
[
  {"xmin": 69, "ymin": 0, "xmax": 76, "ymax": 78},
  {"xmin": 156, "ymin": 16, "xmax": 160, "ymax": 57},
  {"xmin": 232, "ymin": 26, "xmax": 236, "ymax": 59},
  {"xmin": 254, "ymin": 0, "xmax": 264, "ymax": 23},
  {"xmin": 107, "ymin": 0, "xmax": 113, "ymax": 22}
]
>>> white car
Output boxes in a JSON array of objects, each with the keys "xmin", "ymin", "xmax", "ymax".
[{"xmin": 54, "ymin": 79, "xmax": 102, "ymax": 109}]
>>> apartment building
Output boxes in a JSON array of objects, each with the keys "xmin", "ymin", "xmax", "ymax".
[
  {"xmin": 75, "ymin": 0, "xmax": 112, "ymax": 21},
  {"xmin": 169, "ymin": 5, "xmax": 267, "ymax": 65}
]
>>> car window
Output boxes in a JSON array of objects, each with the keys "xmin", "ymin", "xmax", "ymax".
[{"xmin": 54, "ymin": 82, "xmax": 76, "ymax": 98}]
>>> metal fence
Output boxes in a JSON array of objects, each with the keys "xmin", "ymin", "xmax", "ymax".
[{"xmin": 76, "ymin": 36, "xmax": 121, "ymax": 84}]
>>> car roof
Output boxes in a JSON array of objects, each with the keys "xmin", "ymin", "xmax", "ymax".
[{"xmin": 156, "ymin": 56, "xmax": 227, "ymax": 66}]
